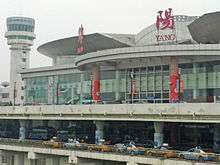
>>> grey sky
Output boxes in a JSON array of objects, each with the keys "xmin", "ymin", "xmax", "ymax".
[{"xmin": 0, "ymin": 0, "xmax": 219, "ymax": 82}]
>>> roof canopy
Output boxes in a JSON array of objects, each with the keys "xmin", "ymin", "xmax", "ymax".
[
  {"xmin": 188, "ymin": 12, "xmax": 220, "ymax": 44},
  {"xmin": 37, "ymin": 33, "xmax": 134, "ymax": 58}
]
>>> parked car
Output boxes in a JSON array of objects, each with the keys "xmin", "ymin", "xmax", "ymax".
[
  {"xmin": 56, "ymin": 130, "xmax": 69, "ymax": 142},
  {"xmin": 126, "ymin": 144, "xmax": 146, "ymax": 155},
  {"xmin": 113, "ymin": 143, "xmax": 127, "ymax": 153},
  {"xmin": 28, "ymin": 126, "xmax": 56, "ymax": 141},
  {"xmin": 42, "ymin": 137, "xmax": 62, "ymax": 148},
  {"xmin": 178, "ymin": 147, "xmax": 216, "ymax": 161},
  {"xmin": 88, "ymin": 144, "xmax": 113, "ymax": 152},
  {"xmin": 145, "ymin": 146, "xmax": 178, "ymax": 158},
  {"xmin": 63, "ymin": 139, "xmax": 80, "ymax": 149},
  {"xmin": 135, "ymin": 140, "xmax": 155, "ymax": 148}
]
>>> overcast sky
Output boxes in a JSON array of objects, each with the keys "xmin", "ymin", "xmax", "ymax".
[{"xmin": 0, "ymin": 0, "xmax": 219, "ymax": 82}]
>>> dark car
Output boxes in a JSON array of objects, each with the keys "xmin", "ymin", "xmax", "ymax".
[{"xmin": 28, "ymin": 126, "xmax": 56, "ymax": 141}]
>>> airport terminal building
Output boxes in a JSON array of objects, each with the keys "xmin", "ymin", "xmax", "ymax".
[
  {"xmin": 22, "ymin": 12, "xmax": 220, "ymax": 105},
  {"xmin": 2, "ymin": 10, "xmax": 220, "ymax": 165},
  {"xmin": 21, "ymin": 10, "xmax": 220, "ymax": 149}
]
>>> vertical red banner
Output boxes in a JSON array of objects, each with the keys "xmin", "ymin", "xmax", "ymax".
[
  {"xmin": 170, "ymin": 74, "xmax": 179, "ymax": 102},
  {"xmin": 92, "ymin": 80, "xmax": 101, "ymax": 101}
]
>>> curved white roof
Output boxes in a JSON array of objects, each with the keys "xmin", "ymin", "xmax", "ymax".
[{"xmin": 135, "ymin": 15, "xmax": 198, "ymax": 46}]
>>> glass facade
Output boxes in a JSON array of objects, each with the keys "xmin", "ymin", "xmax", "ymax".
[
  {"xmin": 24, "ymin": 61, "xmax": 220, "ymax": 105},
  {"xmin": 7, "ymin": 35, "xmax": 34, "ymax": 41},
  {"xmin": 7, "ymin": 17, "xmax": 35, "ymax": 32},
  {"xmin": 7, "ymin": 24, "xmax": 34, "ymax": 32}
]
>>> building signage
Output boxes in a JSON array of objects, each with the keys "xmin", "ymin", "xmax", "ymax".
[
  {"xmin": 77, "ymin": 24, "xmax": 85, "ymax": 54},
  {"xmin": 156, "ymin": 34, "xmax": 176, "ymax": 42},
  {"xmin": 156, "ymin": 8, "xmax": 176, "ymax": 42},
  {"xmin": 92, "ymin": 80, "xmax": 101, "ymax": 101},
  {"xmin": 170, "ymin": 73, "xmax": 179, "ymax": 102},
  {"xmin": 170, "ymin": 73, "xmax": 184, "ymax": 103}
]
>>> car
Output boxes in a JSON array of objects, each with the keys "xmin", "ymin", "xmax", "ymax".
[
  {"xmin": 113, "ymin": 143, "xmax": 127, "ymax": 153},
  {"xmin": 42, "ymin": 137, "xmax": 62, "ymax": 148},
  {"xmin": 135, "ymin": 140, "xmax": 155, "ymax": 149},
  {"xmin": 126, "ymin": 144, "xmax": 146, "ymax": 155},
  {"xmin": 145, "ymin": 146, "xmax": 178, "ymax": 158},
  {"xmin": 63, "ymin": 139, "xmax": 80, "ymax": 149},
  {"xmin": 88, "ymin": 144, "xmax": 113, "ymax": 152},
  {"xmin": 178, "ymin": 147, "xmax": 216, "ymax": 161}
]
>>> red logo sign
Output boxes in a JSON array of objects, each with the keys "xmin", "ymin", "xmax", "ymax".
[
  {"xmin": 77, "ymin": 24, "xmax": 85, "ymax": 54},
  {"xmin": 156, "ymin": 8, "xmax": 174, "ymax": 30}
]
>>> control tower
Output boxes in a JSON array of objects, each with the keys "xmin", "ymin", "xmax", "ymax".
[{"xmin": 5, "ymin": 17, "xmax": 35, "ymax": 105}]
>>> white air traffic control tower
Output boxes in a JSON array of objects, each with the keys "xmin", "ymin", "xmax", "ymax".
[{"xmin": 5, "ymin": 17, "xmax": 35, "ymax": 105}]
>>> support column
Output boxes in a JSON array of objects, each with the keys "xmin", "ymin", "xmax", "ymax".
[
  {"xmin": 91, "ymin": 64, "xmax": 101, "ymax": 102},
  {"xmin": 14, "ymin": 153, "xmax": 24, "ymax": 165},
  {"xmin": 94, "ymin": 121, "xmax": 104, "ymax": 145},
  {"xmin": 193, "ymin": 63, "xmax": 197, "ymax": 100},
  {"xmin": 0, "ymin": 150, "xmax": 8, "ymax": 165},
  {"xmin": 170, "ymin": 123, "xmax": 177, "ymax": 147},
  {"xmin": 19, "ymin": 120, "xmax": 26, "ymax": 141},
  {"xmin": 30, "ymin": 159, "xmax": 36, "ymax": 165},
  {"xmin": 115, "ymin": 70, "xmax": 120, "ymax": 101},
  {"xmin": 80, "ymin": 73, "xmax": 84, "ymax": 104},
  {"xmin": 170, "ymin": 57, "xmax": 179, "ymax": 103},
  {"xmin": 154, "ymin": 122, "xmax": 164, "ymax": 147},
  {"xmin": 213, "ymin": 124, "xmax": 220, "ymax": 152}
]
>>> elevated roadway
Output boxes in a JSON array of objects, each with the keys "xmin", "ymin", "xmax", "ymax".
[
  {"xmin": 0, "ymin": 140, "xmax": 218, "ymax": 165},
  {"xmin": 0, "ymin": 103, "xmax": 220, "ymax": 123}
]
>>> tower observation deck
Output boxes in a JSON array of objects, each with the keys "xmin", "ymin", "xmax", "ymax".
[{"xmin": 5, "ymin": 17, "xmax": 35, "ymax": 105}]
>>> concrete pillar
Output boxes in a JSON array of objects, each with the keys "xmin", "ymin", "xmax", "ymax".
[
  {"xmin": 30, "ymin": 159, "xmax": 36, "ymax": 165},
  {"xmin": 169, "ymin": 57, "xmax": 179, "ymax": 103},
  {"xmin": 52, "ymin": 157, "xmax": 60, "ymax": 165},
  {"xmin": 154, "ymin": 122, "xmax": 164, "ymax": 147},
  {"xmin": 213, "ymin": 124, "xmax": 220, "ymax": 152},
  {"xmin": 91, "ymin": 64, "xmax": 101, "ymax": 102},
  {"xmin": 19, "ymin": 120, "xmax": 26, "ymax": 141},
  {"xmin": 14, "ymin": 153, "xmax": 24, "ymax": 165},
  {"xmin": 193, "ymin": 63, "xmax": 197, "ymax": 99},
  {"xmin": 46, "ymin": 158, "xmax": 53, "ymax": 165},
  {"xmin": 94, "ymin": 121, "xmax": 104, "ymax": 144},
  {"xmin": 0, "ymin": 150, "xmax": 8, "ymax": 165},
  {"xmin": 79, "ymin": 73, "xmax": 84, "ymax": 104},
  {"xmin": 170, "ymin": 123, "xmax": 177, "ymax": 147},
  {"xmin": 115, "ymin": 70, "xmax": 120, "ymax": 100}
]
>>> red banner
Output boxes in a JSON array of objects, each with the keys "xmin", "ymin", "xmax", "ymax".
[
  {"xmin": 92, "ymin": 80, "xmax": 101, "ymax": 101},
  {"xmin": 170, "ymin": 74, "xmax": 179, "ymax": 102}
]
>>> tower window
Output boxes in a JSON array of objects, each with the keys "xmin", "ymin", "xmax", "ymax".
[{"xmin": 22, "ymin": 58, "xmax": 26, "ymax": 62}]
